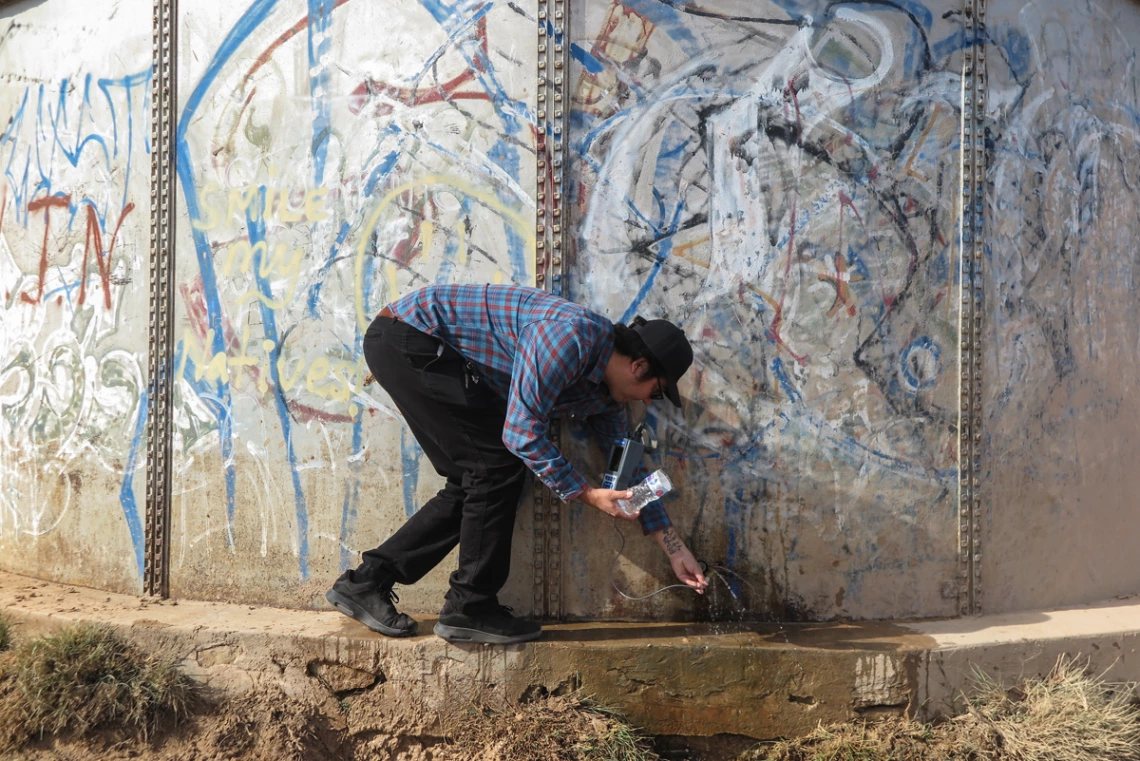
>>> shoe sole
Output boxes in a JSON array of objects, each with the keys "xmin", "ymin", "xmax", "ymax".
[
  {"xmin": 433, "ymin": 621, "xmax": 543, "ymax": 645},
  {"xmin": 325, "ymin": 589, "xmax": 417, "ymax": 637}
]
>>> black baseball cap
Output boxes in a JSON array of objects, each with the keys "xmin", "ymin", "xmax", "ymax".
[{"xmin": 632, "ymin": 318, "xmax": 693, "ymax": 407}]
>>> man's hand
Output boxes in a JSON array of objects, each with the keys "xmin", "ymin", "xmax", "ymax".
[
  {"xmin": 653, "ymin": 527, "xmax": 708, "ymax": 593},
  {"xmin": 580, "ymin": 487, "xmax": 639, "ymax": 520}
]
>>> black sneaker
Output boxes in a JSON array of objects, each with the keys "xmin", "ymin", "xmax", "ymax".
[
  {"xmin": 433, "ymin": 605, "xmax": 542, "ymax": 644},
  {"xmin": 326, "ymin": 573, "xmax": 417, "ymax": 637}
]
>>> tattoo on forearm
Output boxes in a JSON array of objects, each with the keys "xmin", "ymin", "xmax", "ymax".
[{"xmin": 663, "ymin": 528, "xmax": 683, "ymax": 556}]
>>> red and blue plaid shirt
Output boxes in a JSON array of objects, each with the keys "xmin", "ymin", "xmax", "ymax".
[{"xmin": 390, "ymin": 284, "xmax": 671, "ymax": 535}]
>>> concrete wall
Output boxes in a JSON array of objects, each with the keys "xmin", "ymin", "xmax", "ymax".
[
  {"xmin": 0, "ymin": 0, "xmax": 152, "ymax": 595},
  {"xmin": 169, "ymin": 0, "xmax": 539, "ymax": 610},
  {"xmin": 565, "ymin": 0, "xmax": 964, "ymax": 620},
  {"xmin": 1, "ymin": 0, "xmax": 1139, "ymax": 622},
  {"xmin": 983, "ymin": 0, "xmax": 1140, "ymax": 612}
]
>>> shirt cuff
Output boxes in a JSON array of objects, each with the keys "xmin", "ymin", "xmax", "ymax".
[{"xmin": 551, "ymin": 471, "xmax": 589, "ymax": 503}]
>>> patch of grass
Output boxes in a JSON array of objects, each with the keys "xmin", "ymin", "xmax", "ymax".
[
  {"xmin": 0, "ymin": 612, "xmax": 10, "ymax": 652},
  {"xmin": 439, "ymin": 692, "xmax": 660, "ymax": 761},
  {"xmin": 0, "ymin": 623, "xmax": 195, "ymax": 750},
  {"xmin": 967, "ymin": 656, "xmax": 1140, "ymax": 761},
  {"xmin": 572, "ymin": 699, "xmax": 661, "ymax": 761},
  {"xmin": 744, "ymin": 656, "xmax": 1140, "ymax": 761},
  {"xmin": 745, "ymin": 720, "xmax": 966, "ymax": 761}
]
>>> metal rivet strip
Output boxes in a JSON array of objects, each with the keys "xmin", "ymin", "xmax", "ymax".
[
  {"xmin": 959, "ymin": 0, "xmax": 986, "ymax": 616},
  {"xmin": 145, "ymin": 0, "xmax": 178, "ymax": 598},
  {"xmin": 533, "ymin": 0, "xmax": 570, "ymax": 619}
]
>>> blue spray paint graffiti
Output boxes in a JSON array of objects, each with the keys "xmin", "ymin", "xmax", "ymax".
[
  {"xmin": 0, "ymin": 50, "xmax": 152, "ymax": 585},
  {"xmin": 167, "ymin": 0, "xmax": 534, "ymax": 589},
  {"xmin": 118, "ymin": 391, "xmax": 149, "ymax": 579},
  {"xmin": 308, "ymin": 0, "xmax": 334, "ymax": 185}
]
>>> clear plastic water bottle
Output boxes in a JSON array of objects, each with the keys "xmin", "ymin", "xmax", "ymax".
[{"xmin": 617, "ymin": 470, "xmax": 672, "ymax": 516}]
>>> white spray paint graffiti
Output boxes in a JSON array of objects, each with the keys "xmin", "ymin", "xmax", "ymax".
[
  {"xmin": 569, "ymin": 0, "xmax": 963, "ymax": 619},
  {"xmin": 6, "ymin": 0, "xmax": 1138, "ymax": 623},
  {"xmin": 169, "ymin": 0, "xmax": 536, "ymax": 603},
  {"xmin": 0, "ymin": 0, "xmax": 152, "ymax": 589}
]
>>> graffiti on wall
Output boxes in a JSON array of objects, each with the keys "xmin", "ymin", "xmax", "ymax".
[
  {"xmin": 172, "ymin": 0, "xmax": 534, "ymax": 588},
  {"xmin": 983, "ymin": 0, "xmax": 1140, "ymax": 607},
  {"xmin": 987, "ymin": 1, "xmax": 1140, "ymax": 444},
  {"xmin": 568, "ymin": 0, "xmax": 967, "ymax": 619},
  {"xmin": 4, "ymin": 0, "xmax": 1140, "ymax": 619},
  {"xmin": 0, "ymin": 57, "xmax": 152, "ymax": 580}
]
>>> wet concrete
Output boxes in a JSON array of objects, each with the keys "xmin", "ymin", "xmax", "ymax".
[{"xmin": 1, "ymin": 570, "xmax": 1139, "ymax": 740}]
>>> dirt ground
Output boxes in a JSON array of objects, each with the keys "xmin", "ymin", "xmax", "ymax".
[
  {"xmin": 0, "ymin": 685, "xmax": 684, "ymax": 761},
  {"xmin": 2, "ymin": 615, "xmax": 1138, "ymax": 761},
  {"xmin": 4, "ymin": 666, "xmax": 1140, "ymax": 761},
  {"xmin": 0, "ymin": 613, "xmax": 738, "ymax": 761}
]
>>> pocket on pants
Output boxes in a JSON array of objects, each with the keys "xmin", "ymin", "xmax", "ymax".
[
  {"xmin": 423, "ymin": 346, "xmax": 497, "ymax": 409},
  {"xmin": 402, "ymin": 328, "xmax": 445, "ymax": 371}
]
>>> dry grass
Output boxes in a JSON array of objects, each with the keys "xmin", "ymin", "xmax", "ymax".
[
  {"xmin": 967, "ymin": 657, "xmax": 1140, "ymax": 761},
  {"xmin": 743, "ymin": 719, "xmax": 984, "ymax": 761},
  {"xmin": 0, "ymin": 612, "xmax": 10, "ymax": 652},
  {"xmin": 570, "ymin": 700, "xmax": 663, "ymax": 761},
  {"xmin": 0, "ymin": 627, "xmax": 1135, "ymax": 761},
  {"xmin": 0, "ymin": 623, "xmax": 195, "ymax": 751},
  {"xmin": 746, "ymin": 656, "xmax": 1140, "ymax": 761},
  {"xmin": 437, "ymin": 692, "xmax": 660, "ymax": 761}
]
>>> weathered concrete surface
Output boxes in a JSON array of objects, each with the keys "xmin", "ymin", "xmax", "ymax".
[
  {"xmin": 3, "ymin": 571, "xmax": 1139, "ymax": 741},
  {"xmin": 566, "ymin": 0, "xmax": 965, "ymax": 623},
  {"xmin": 914, "ymin": 599, "xmax": 1140, "ymax": 716},
  {"xmin": 0, "ymin": 0, "xmax": 151, "ymax": 596},
  {"xmin": 983, "ymin": 0, "xmax": 1140, "ymax": 615},
  {"xmin": 168, "ymin": 0, "xmax": 538, "ymax": 615}
]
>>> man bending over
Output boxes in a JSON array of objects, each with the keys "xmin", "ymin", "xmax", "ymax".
[{"xmin": 327, "ymin": 284, "xmax": 707, "ymax": 644}]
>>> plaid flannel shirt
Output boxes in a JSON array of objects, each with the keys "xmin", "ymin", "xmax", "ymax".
[{"xmin": 389, "ymin": 284, "xmax": 671, "ymax": 535}]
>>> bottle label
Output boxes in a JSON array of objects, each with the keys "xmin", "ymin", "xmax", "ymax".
[{"xmin": 644, "ymin": 471, "xmax": 665, "ymax": 496}]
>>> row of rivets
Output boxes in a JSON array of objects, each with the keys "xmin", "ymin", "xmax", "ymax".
[
  {"xmin": 532, "ymin": 0, "xmax": 570, "ymax": 619},
  {"xmin": 145, "ymin": 0, "xmax": 179, "ymax": 599},
  {"xmin": 533, "ymin": 0, "xmax": 550, "ymax": 619},
  {"xmin": 533, "ymin": 0, "xmax": 547, "ymax": 619},
  {"xmin": 958, "ymin": 0, "xmax": 986, "ymax": 617}
]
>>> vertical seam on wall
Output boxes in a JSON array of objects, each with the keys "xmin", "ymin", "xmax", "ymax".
[
  {"xmin": 959, "ymin": 0, "xmax": 986, "ymax": 616},
  {"xmin": 535, "ymin": 0, "xmax": 569, "ymax": 619},
  {"xmin": 146, "ymin": 0, "xmax": 178, "ymax": 598}
]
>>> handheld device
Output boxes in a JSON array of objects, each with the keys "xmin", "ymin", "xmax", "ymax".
[{"xmin": 602, "ymin": 437, "xmax": 644, "ymax": 490}]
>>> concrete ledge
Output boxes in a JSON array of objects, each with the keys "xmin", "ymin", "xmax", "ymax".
[
  {"xmin": 913, "ymin": 599, "xmax": 1140, "ymax": 715},
  {"xmin": 1, "ymin": 571, "xmax": 1138, "ymax": 740}
]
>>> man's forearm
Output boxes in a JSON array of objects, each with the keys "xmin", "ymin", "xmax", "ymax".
[
  {"xmin": 653, "ymin": 526, "xmax": 685, "ymax": 556},
  {"xmin": 652, "ymin": 524, "xmax": 708, "ymax": 592}
]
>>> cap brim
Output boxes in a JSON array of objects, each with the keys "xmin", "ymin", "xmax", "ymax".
[{"xmin": 664, "ymin": 380, "xmax": 682, "ymax": 407}]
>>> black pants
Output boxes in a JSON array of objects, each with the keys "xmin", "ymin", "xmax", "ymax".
[{"xmin": 353, "ymin": 315, "xmax": 527, "ymax": 615}]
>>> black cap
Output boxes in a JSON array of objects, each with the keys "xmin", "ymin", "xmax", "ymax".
[{"xmin": 632, "ymin": 319, "xmax": 693, "ymax": 407}]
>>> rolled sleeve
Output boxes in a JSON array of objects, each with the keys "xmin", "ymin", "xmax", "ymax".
[
  {"xmin": 637, "ymin": 499, "xmax": 671, "ymax": 534},
  {"xmin": 501, "ymin": 321, "xmax": 592, "ymax": 501}
]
